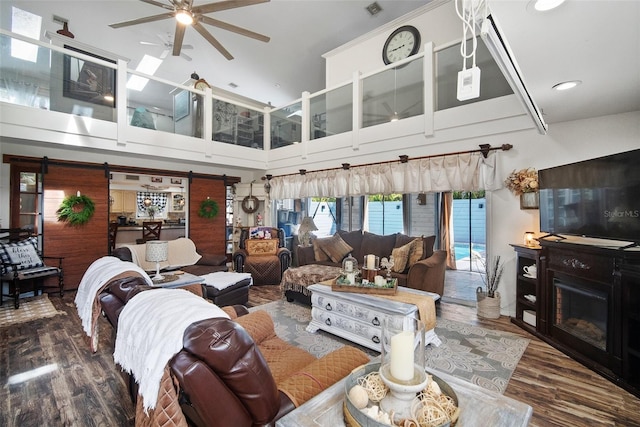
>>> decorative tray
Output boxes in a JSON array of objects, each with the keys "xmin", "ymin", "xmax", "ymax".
[{"xmin": 331, "ymin": 277, "xmax": 397, "ymax": 295}]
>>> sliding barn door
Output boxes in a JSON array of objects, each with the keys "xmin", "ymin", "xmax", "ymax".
[
  {"xmin": 43, "ymin": 165, "xmax": 109, "ymax": 290},
  {"xmin": 188, "ymin": 177, "xmax": 226, "ymax": 257}
]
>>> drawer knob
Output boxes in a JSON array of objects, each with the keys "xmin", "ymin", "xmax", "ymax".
[
  {"xmin": 325, "ymin": 318, "xmax": 332, "ymax": 326},
  {"xmin": 372, "ymin": 317, "xmax": 380, "ymax": 326},
  {"xmin": 325, "ymin": 303, "xmax": 332, "ymax": 311},
  {"xmin": 372, "ymin": 335, "xmax": 380, "ymax": 344}
]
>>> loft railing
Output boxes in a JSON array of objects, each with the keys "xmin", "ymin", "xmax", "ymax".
[{"xmin": 1, "ymin": 28, "xmax": 517, "ymax": 156}]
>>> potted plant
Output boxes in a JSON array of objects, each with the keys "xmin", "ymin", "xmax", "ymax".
[{"xmin": 476, "ymin": 255, "xmax": 504, "ymax": 319}]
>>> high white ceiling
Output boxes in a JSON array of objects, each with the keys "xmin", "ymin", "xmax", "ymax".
[{"xmin": 2, "ymin": 0, "xmax": 639, "ymax": 125}]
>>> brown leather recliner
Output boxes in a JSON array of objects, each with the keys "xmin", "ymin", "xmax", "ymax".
[
  {"xmin": 99, "ymin": 279, "xmax": 370, "ymax": 426},
  {"xmin": 233, "ymin": 227, "xmax": 291, "ymax": 285}
]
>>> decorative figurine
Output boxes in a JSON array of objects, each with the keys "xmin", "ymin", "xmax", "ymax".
[{"xmin": 256, "ymin": 212, "xmax": 263, "ymax": 226}]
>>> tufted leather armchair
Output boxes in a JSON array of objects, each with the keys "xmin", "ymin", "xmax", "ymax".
[{"xmin": 232, "ymin": 227, "xmax": 291, "ymax": 285}]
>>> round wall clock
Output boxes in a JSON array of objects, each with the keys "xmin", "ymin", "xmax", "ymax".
[
  {"xmin": 194, "ymin": 78, "xmax": 210, "ymax": 91},
  {"xmin": 382, "ymin": 25, "xmax": 421, "ymax": 65}
]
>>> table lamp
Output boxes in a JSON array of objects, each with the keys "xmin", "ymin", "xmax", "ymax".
[
  {"xmin": 146, "ymin": 240, "xmax": 168, "ymax": 281},
  {"xmin": 298, "ymin": 216, "xmax": 318, "ymax": 246}
]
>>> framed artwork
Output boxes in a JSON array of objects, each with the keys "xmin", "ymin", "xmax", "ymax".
[
  {"xmin": 174, "ymin": 90, "xmax": 190, "ymax": 121},
  {"xmin": 63, "ymin": 45, "xmax": 116, "ymax": 107},
  {"xmin": 171, "ymin": 178, "xmax": 182, "ymax": 185},
  {"xmin": 151, "ymin": 176, "xmax": 163, "ymax": 183}
]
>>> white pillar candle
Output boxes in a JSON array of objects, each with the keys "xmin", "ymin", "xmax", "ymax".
[
  {"xmin": 346, "ymin": 273, "xmax": 356, "ymax": 284},
  {"xmin": 367, "ymin": 254, "xmax": 375, "ymax": 269},
  {"xmin": 390, "ymin": 330, "xmax": 414, "ymax": 381}
]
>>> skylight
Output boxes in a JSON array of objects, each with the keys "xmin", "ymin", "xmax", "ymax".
[
  {"xmin": 126, "ymin": 55, "xmax": 162, "ymax": 91},
  {"xmin": 11, "ymin": 7, "xmax": 42, "ymax": 62}
]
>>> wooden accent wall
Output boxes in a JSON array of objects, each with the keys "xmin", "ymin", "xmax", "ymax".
[
  {"xmin": 188, "ymin": 177, "xmax": 226, "ymax": 256},
  {"xmin": 43, "ymin": 165, "xmax": 109, "ymax": 289}
]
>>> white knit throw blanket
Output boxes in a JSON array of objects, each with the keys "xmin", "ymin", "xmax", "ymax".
[
  {"xmin": 74, "ymin": 256, "xmax": 152, "ymax": 337},
  {"xmin": 199, "ymin": 272, "xmax": 252, "ymax": 290},
  {"xmin": 113, "ymin": 288, "xmax": 229, "ymax": 412}
]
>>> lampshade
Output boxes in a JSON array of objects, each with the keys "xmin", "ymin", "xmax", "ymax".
[
  {"xmin": 146, "ymin": 240, "xmax": 168, "ymax": 281},
  {"xmin": 298, "ymin": 216, "xmax": 318, "ymax": 247},
  {"xmin": 299, "ymin": 216, "xmax": 318, "ymax": 233}
]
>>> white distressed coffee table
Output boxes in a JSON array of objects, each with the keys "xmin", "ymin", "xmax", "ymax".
[{"xmin": 305, "ymin": 283, "xmax": 441, "ymax": 352}]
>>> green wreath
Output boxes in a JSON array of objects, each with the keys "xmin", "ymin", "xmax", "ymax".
[
  {"xmin": 198, "ymin": 198, "xmax": 219, "ymax": 219},
  {"xmin": 57, "ymin": 194, "xmax": 95, "ymax": 225}
]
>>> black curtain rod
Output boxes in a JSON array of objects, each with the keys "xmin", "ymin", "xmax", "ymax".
[{"xmin": 271, "ymin": 143, "xmax": 513, "ymax": 179}]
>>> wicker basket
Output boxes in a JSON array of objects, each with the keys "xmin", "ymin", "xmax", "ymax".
[{"xmin": 476, "ymin": 290, "xmax": 501, "ymax": 319}]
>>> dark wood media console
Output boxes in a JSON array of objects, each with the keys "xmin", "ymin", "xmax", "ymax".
[{"xmin": 512, "ymin": 239, "xmax": 640, "ymax": 398}]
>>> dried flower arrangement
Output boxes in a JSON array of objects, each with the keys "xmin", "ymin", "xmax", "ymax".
[{"xmin": 505, "ymin": 168, "xmax": 539, "ymax": 195}]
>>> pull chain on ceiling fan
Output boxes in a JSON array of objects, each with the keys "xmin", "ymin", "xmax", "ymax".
[{"xmin": 109, "ymin": 0, "xmax": 271, "ymax": 60}]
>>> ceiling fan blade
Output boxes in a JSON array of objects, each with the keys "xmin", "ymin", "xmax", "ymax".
[
  {"xmin": 400, "ymin": 99, "xmax": 423, "ymax": 115},
  {"xmin": 199, "ymin": 15, "xmax": 270, "ymax": 43},
  {"xmin": 172, "ymin": 22, "xmax": 187, "ymax": 56},
  {"xmin": 160, "ymin": 49, "xmax": 170, "ymax": 59},
  {"xmin": 182, "ymin": 44, "xmax": 194, "ymax": 50},
  {"xmin": 181, "ymin": 52, "xmax": 193, "ymax": 61},
  {"xmin": 140, "ymin": 41, "xmax": 162, "ymax": 46},
  {"xmin": 382, "ymin": 102, "xmax": 394, "ymax": 115},
  {"xmin": 194, "ymin": 0, "xmax": 269, "ymax": 15},
  {"xmin": 139, "ymin": 0, "xmax": 175, "ymax": 11},
  {"xmin": 193, "ymin": 21, "xmax": 233, "ymax": 60},
  {"xmin": 109, "ymin": 12, "xmax": 174, "ymax": 29}
]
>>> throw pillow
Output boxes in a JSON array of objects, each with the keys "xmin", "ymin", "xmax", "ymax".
[
  {"xmin": 390, "ymin": 240, "xmax": 413, "ymax": 273},
  {"xmin": 245, "ymin": 239, "xmax": 278, "ymax": 256},
  {"xmin": 0, "ymin": 236, "xmax": 44, "ymax": 274},
  {"xmin": 407, "ymin": 238, "xmax": 424, "ymax": 269},
  {"xmin": 313, "ymin": 237, "xmax": 331, "ymax": 262},
  {"xmin": 315, "ymin": 233, "xmax": 353, "ymax": 263}
]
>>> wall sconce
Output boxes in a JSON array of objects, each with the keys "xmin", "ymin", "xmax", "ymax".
[
  {"xmin": 524, "ymin": 231, "xmax": 536, "ymax": 247},
  {"xmin": 143, "ymin": 196, "xmax": 152, "ymax": 207},
  {"xmin": 416, "ymin": 193, "xmax": 427, "ymax": 205}
]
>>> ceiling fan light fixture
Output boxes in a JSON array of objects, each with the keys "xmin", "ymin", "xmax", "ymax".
[
  {"xmin": 390, "ymin": 112, "xmax": 399, "ymax": 122},
  {"xmin": 175, "ymin": 10, "xmax": 193, "ymax": 25}
]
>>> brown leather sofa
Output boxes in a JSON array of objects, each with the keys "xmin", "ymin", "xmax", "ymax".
[
  {"xmin": 99, "ymin": 278, "xmax": 370, "ymax": 427},
  {"xmin": 292, "ymin": 230, "xmax": 447, "ymax": 304}
]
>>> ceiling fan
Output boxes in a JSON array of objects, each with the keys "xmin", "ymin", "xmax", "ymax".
[
  {"xmin": 109, "ymin": 0, "xmax": 271, "ymax": 60},
  {"xmin": 140, "ymin": 33, "xmax": 193, "ymax": 60}
]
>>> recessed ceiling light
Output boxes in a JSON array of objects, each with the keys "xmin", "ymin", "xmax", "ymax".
[
  {"xmin": 534, "ymin": 0, "xmax": 565, "ymax": 12},
  {"xmin": 552, "ymin": 80, "xmax": 582, "ymax": 91}
]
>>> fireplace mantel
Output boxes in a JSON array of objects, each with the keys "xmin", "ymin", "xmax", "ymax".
[{"xmin": 511, "ymin": 239, "xmax": 640, "ymax": 398}]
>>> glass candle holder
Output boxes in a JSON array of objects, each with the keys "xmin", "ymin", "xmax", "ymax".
[{"xmin": 379, "ymin": 316, "xmax": 427, "ymax": 419}]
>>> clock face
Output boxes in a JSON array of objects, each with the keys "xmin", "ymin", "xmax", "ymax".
[
  {"xmin": 383, "ymin": 26, "xmax": 421, "ymax": 65},
  {"xmin": 194, "ymin": 79, "xmax": 210, "ymax": 90}
]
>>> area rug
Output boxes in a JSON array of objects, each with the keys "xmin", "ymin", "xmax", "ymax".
[
  {"xmin": 251, "ymin": 300, "xmax": 529, "ymax": 394},
  {"xmin": 0, "ymin": 295, "xmax": 66, "ymax": 328}
]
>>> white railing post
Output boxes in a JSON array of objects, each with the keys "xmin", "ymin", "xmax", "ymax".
[
  {"xmin": 301, "ymin": 91, "xmax": 310, "ymax": 159},
  {"xmin": 116, "ymin": 58, "xmax": 128, "ymax": 146},
  {"xmin": 424, "ymin": 42, "xmax": 434, "ymax": 137},
  {"xmin": 352, "ymin": 71, "xmax": 362, "ymax": 151}
]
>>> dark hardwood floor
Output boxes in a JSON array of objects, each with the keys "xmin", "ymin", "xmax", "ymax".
[{"xmin": 1, "ymin": 286, "xmax": 638, "ymax": 426}]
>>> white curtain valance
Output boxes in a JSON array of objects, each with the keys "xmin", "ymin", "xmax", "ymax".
[{"xmin": 270, "ymin": 151, "xmax": 503, "ymax": 200}]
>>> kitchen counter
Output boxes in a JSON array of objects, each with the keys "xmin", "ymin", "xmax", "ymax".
[{"xmin": 114, "ymin": 224, "xmax": 186, "ymax": 245}]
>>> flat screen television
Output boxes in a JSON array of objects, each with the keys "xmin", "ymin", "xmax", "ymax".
[{"xmin": 538, "ymin": 149, "xmax": 640, "ymax": 244}]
